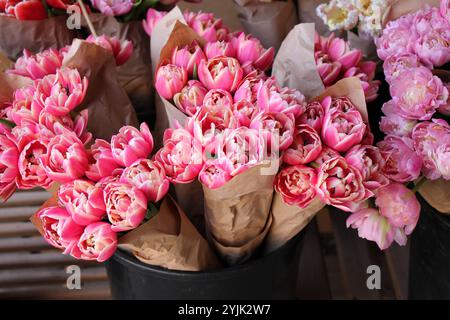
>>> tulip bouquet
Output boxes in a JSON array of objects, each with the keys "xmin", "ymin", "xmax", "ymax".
[
  {"xmin": 342, "ymin": 0, "xmax": 450, "ymax": 250},
  {"xmin": 0, "ymin": 36, "xmax": 138, "ymax": 201}
]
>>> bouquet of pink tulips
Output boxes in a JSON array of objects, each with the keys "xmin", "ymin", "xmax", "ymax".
[
  {"xmin": 31, "ymin": 122, "xmax": 220, "ymax": 269},
  {"xmin": 0, "ymin": 37, "xmax": 138, "ymax": 201},
  {"xmin": 348, "ymin": 0, "xmax": 450, "ymax": 247}
]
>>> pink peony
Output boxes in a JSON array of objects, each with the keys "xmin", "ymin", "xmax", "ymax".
[{"xmin": 383, "ymin": 53, "xmax": 423, "ymax": 84}]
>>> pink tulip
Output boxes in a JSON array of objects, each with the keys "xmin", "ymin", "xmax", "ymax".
[
  {"xmin": 297, "ymin": 101, "xmax": 324, "ymax": 133},
  {"xmin": 0, "ymin": 129, "xmax": 19, "ymax": 201},
  {"xmin": 383, "ymin": 53, "xmax": 423, "ymax": 84},
  {"xmin": 316, "ymin": 61, "xmax": 342, "ymax": 86},
  {"xmin": 313, "ymin": 156, "xmax": 371, "ymax": 212},
  {"xmin": 346, "ymin": 208, "xmax": 399, "ymax": 250},
  {"xmin": 155, "ymin": 64, "xmax": 188, "ymax": 100},
  {"xmin": 377, "ymin": 135, "xmax": 422, "ymax": 183},
  {"xmin": 345, "ymin": 145, "xmax": 389, "ymax": 192},
  {"xmin": 8, "ymin": 85, "xmax": 42, "ymax": 127},
  {"xmin": 90, "ymin": 0, "xmax": 133, "ymax": 16},
  {"xmin": 120, "ymin": 158, "xmax": 169, "ymax": 202},
  {"xmin": 314, "ymin": 146, "xmax": 340, "ymax": 166},
  {"xmin": 104, "ymin": 182, "xmax": 147, "ymax": 232},
  {"xmin": 111, "ymin": 123, "xmax": 154, "ymax": 167},
  {"xmin": 37, "ymin": 68, "xmax": 88, "ymax": 117},
  {"xmin": 193, "ymin": 89, "xmax": 237, "ymax": 133},
  {"xmin": 275, "ymin": 165, "xmax": 317, "ymax": 208},
  {"xmin": 376, "ymin": 183, "xmax": 420, "ymax": 236},
  {"xmin": 37, "ymin": 206, "xmax": 84, "ymax": 252},
  {"xmin": 86, "ymin": 35, "xmax": 133, "ymax": 66},
  {"xmin": 74, "ymin": 222, "xmax": 117, "ymax": 262},
  {"xmin": 199, "ymin": 158, "xmax": 233, "ymax": 189},
  {"xmin": 171, "ymin": 42, "xmax": 206, "ymax": 77},
  {"xmin": 204, "ymin": 40, "xmax": 236, "ymax": 59},
  {"xmin": 86, "ymin": 139, "xmax": 121, "ymax": 182},
  {"xmin": 232, "ymin": 100, "xmax": 258, "ymax": 127},
  {"xmin": 8, "ymin": 48, "xmax": 64, "ymax": 80},
  {"xmin": 326, "ymin": 35, "xmax": 362, "ymax": 70},
  {"xmin": 283, "ymin": 124, "xmax": 322, "ymax": 165},
  {"xmin": 231, "ymin": 32, "xmax": 275, "ymax": 72},
  {"xmin": 184, "ymin": 11, "xmax": 228, "ymax": 42},
  {"xmin": 58, "ymin": 180, "xmax": 106, "ymax": 226},
  {"xmin": 40, "ymin": 128, "xmax": 88, "ymax": 183},
  {"xmin": 142, "ymin": 8, "xmax": 167, "ymax": 37},
  {"xmin": 154, "ymin": 127, "xmax": 203, "ymax": 184},
  {"xmin": 321, "ymin": 96, "xmax": 366, "ymax": 152},
  {"xmin": 173, "ymin": 80, "xmax": 208, "ymax": 116},
  {"xmin": 390, "ymin": 66, "xmax": 448, "ymax": 120},
  {"xmin": 198, "ymin": 56, "xmax": 243, "ymax": 93},
  {"xmin": 250, "ymin": 111, "xmax": 295, "ymax": 151},
  {"xmin": 96, "ymin": 168, "xmax": 124, "ymax": 190},
  {"xmin": 16, "ymin": 136, "xmax": 52, "ymax": 189},
  {"xmin": 412, "ymin": 120, "xmax": 450, "ymax": 180},
  {"xmin": 233, "ymin": 72, "xmax": 267, "ymax": 104}
]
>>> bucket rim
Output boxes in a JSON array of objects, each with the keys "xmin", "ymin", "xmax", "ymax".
[{"xmin": 107, "ymin": 229, "xmax": 305, "ymax": 279}]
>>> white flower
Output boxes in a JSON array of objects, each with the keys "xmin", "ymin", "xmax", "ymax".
[
  {"xmin": 356, "ymin": 0, "xmax": 389, "ymax": 37},
  {"xmin": 316, "ymin": 0, "xmax": 360, "ymax": 31}
]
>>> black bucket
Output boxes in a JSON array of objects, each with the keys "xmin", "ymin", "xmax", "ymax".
[
  {"xmin": 104, "ymin": 230, "xmax": 305, "ymax": 300},
  {"xmin": 409, "ymin": 195, "xmax": 450, "ymax": 299}
]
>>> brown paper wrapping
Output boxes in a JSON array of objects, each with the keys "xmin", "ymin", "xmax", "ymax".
[
  {"xmin": 295, "ymin": 0, "xmax": 329, "ymax": 35},
  {"xmin": 0, "ymin": 73, "xmax": 32, "ymax": 106},
  {"xmin": 119, "ymin": 196, "xmax": 221, "ymax": 271},
  {"xmin": 265, "ymin": 193, "xmax": 324, "ymax": 253},
  {"xmin": 382, "ymin": 0, "xmax": 440, "ymax": 27},
  {"xmin": 151, "ymin": 11, "xmax": 207, "ymax": 219},
  {"xmin": 0, "ymin": 53, "xmax": 13, "ymax": 72},
  {"xmin": 63, "ymin": 39, "xmax": 138, "ymax": 140},
  {"xmin": 202, "ymin": 161, "xmax": 276, "ymax": 265},
  {"xmin": 418, "ymin": 179, "xmax": 450, "ymax": 215},
  {"xmin": 272, "ymin": 23, "xmax": 325, "ymax": 99},
  {"xmin": 0, "ymin": 16, "xmax": 76, "ymax": 60},
  {"xmin": 30, "ymin": 194, "xmax": 59, "ymax": 238},
  {"xmin": 233, "ymin": 0, "xmax": 299, "ymax": 51},
  {"xmin": 81, "ymin": 14, "xmax": 154, "ymax": 122}
]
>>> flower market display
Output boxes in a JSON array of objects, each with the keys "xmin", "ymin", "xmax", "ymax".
[{"xmin": 0, "ymin": 0, "xmax": 449, "ymax": 301}]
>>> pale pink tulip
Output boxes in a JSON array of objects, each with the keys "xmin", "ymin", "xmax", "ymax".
[
  {"xmin": 142, "ymin": 8, "xmax": 167, "ymax": 37},
  {"xmin": 74, "ymin": 222, "xmax": 117, "ymax": 262},
  {"xmin": 0, "ymin": 129, "xmax": 19, "ymax": 201},
  {"xmin": 275, "ymin": 165, "xmax": 317, "ymax": 208},
  {"xmin": 250, "ymin": 111, "xmax": 295, "ymax": 151},
  {"xmin": 199, "ymin": 158, "xmax": 233, "ymax": 189},
  {"xmin": 104, "ymin": 182, "xmax": 147, "ymax": 232},
  {"xmin": 377, "ymin": 135, "xmax": 422, "ymax": 183},
  {"xmin": 120, "ymin": 158, "xmax": 169, "ymax": 202},
  {"xmin": 232, "ymin": 100, "xmax": 258, "ymax": 127},
  {"xmin": 198, "ymin": 56, "xmax": 243, "ymax": 93},
  {"xmin": 155, "ymin": 64, "xmax": 188, "ymax": 100},
  {"xmin": 313, "ymin": 156, "xmax": 371, "ymax": 212},
  {"xmin": 231, "ymin": 32, "xmax": 274, "ymax": 71},
  {"xmin": 86, "ymin": 35, "xmax": 133, "ymax": 66},
  {"xmin": 233, "ymin": 72, "xmax": 267, "ymax": 104},
  {"xmin": 7, "ymin": 85, "xmax": 42, "ymax": 126},
  {"xmin": 58, "ymin": 180, "xmax": 106, "ymax": 226},
  {"xmin": 297, "ymin": 101, "xmax": 324, "ymax": 132},
  {"xmin": 111, "ymin": 123, "xmax": 154, "ymax": 167},
  {"xmin": 283, "ymin": 124, "xmax": 322, "ymax": 165},
  {"xmin": 90, "ymin": 0, "xmax": 133, "ymax": 16},
  {"xmin": 204, "ymin": 40, "xmax": 236, "ymax": 59},
  {"xmin": 376, "ymin": 183, "xmax": 420, "ymax": 236}
]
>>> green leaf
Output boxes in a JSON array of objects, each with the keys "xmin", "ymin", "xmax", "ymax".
[{"xmin": 0, "ymin": 119, "xmax": 16, "ymax": 129}]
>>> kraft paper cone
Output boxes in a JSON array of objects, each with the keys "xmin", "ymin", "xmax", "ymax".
[
  {"xmin": 81, "ymin": 14, "xmax": 154, "ymax": 122},
  {"xmin": 265, "ymin": 193, "xmax": 324, "ymax": 253},
  {"xmin": 63, "ymin": 39, "xmax": 138, "ymax": 140},
  {"xmin": 233, "ymin": 0, "xmax": 298, "ymax": 51},
  {"xmin": 382, "ymin": 0, "xmax": 440, "ymax": 27},
  {"xmin": 0, "ymin": 16, "xmax": 76, "ymax": 60},
  {"xmin": 272, "ymin": 23, "xmax": 325, "ymax": 99},
  {"xmin": 202, "ymin": 161, "xmax": 277, "ymax": 265},
  {"xmin": 0, "ymin": 53, "xmax": 13, "ymax": 72},
  {"xmin": 118, "ymin": 196, "xmax": 221, "ymax": 271},
  {"xmin": 30, "ymin": 194, "xmax": 59, "ymax": 238},
  {"xmin": 295, "ymin": 0, "xmax": 329, "ymax": 35},
  {"xmin": 313, "ymin": 77, "xmax": 368, "ymax": 123},
  {"xmin": 0, "ymin": 72, "xmax": 32, "ymax": 106},
  {"xmin": 418, "ymin": 179, "xmax": 450, "ymax": 215}
]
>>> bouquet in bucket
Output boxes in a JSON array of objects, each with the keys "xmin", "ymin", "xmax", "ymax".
[
  {"xmin": 0, "ymin": 36, "xmax": 138, "ymax": 201},
  {"xmin": 353, "ymin": 0, "xmax": 450, "ymax": 248}
]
